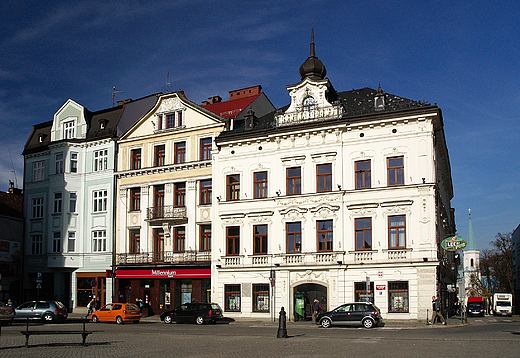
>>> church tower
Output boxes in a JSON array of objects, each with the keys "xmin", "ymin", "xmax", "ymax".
[{"xmin": 463, "ymin": 209, "xmax": 481, "ymax": 297}]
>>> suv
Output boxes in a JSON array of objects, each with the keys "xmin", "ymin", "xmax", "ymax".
[
  {"xmin": 160, "ymin": 302, "xmax": 223, "ymax": 325},
  {"xmin": 316, "ymin": 302, "xmax": 383, "ymax": 329},
  {"xmin": 14, "ymin": 300, "xmax": 68, "ymax": 321}
]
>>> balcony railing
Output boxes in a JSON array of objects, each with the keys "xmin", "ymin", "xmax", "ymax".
[
  {"xmin": 146, "ymin": 205, "xmax": 187, "ymax": 221},
  {"xmin": 116, "ymin": 250, "xmax": 210, "ymax": 265}
]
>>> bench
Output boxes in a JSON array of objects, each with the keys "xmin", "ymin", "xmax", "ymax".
[{"xmin": 20, "ymin": 319, "xmax": 92, "ymax": 347}]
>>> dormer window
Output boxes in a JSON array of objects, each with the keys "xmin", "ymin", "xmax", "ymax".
[
  {"xmin": 63, "ymin": 120, "xmax": 75, "ymax": 139},
  {"xmin": 99, "ymin": 119, "xmax": 108, "ymax": 129},
  {"xmin": 374, "ymin": 84, "xmax": 385, "ymax": 111},
  {"xmin": 302, "ymin": 96, "xmax": 316, "ymax": 119},
  {"xmin": 38, "ymin": 133, "xmax": 46, "ymax": 143}
]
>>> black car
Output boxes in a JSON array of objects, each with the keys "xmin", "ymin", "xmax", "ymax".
[
  {"xmin": 160, "ymin": 303, "xmax": 224, "ymax": 325},
  {"xmin": 467, "ymin": 302, "xmax": 485, "ymax": 317},
  {"xmin": 316, "ymin": 302, "xmax": 383, "ymax": 329},
  {"xmin": 14, "ymin": 300, "xmax": 68, "ymax": 321}
]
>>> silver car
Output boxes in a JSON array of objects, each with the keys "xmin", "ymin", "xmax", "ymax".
[{"xmin": 14, "ymin": 300, "xmax": 68, "ymax": 321}]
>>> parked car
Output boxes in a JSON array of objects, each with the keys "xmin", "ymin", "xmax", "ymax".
[
  {"xmin": 467, "ymin": 301, "xmax": 485, "ymax": 317},
  {"xmin": 0, "ymin": 301, "xmax": 15, "ymax": 324},
  {"xmin": 91, "ymin": 303, "xmax": 141, "ymax": 324},
  {"xmin": 14, "ymin": 300, "xmax": 68, "ymax": 321},
  {"xmin": 160, "ymin": 302, "xmax": 224, "ymax": 325},
  {"xmin": 316, "ymin": 302, "xmax": 383, "ymax": 329}
]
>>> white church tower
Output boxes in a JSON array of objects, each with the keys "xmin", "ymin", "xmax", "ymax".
[{"xmin": 463, "ymin": 209, "xmax": 481, "ymax": 296}]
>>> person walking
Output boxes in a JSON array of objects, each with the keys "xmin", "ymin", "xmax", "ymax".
[
  {"xmin": 87, "ymin": 298, "xmax": 95, "ymax": 317},
  {"xmin": 312, "ymin": 298, "xmax": 322, "ymax": 323},
  {"xmin": 430, "ymin": 296, "xmax": 446, "ymax": 325}
]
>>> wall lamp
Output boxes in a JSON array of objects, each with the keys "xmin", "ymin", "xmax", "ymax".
[
  {"xmin": 216, "ymin": 196, "xmax": 222, "ymax": 202},
  {"xmin": 337, "ymin": 184, "xmax": 342, "ymax": 190},
  {"xmin": 276, "ymin": 190, "xmax": 281, "ymax": 196}
]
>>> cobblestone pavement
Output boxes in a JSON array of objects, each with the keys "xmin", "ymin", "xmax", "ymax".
[{"xmin": 1, "ymin": 315, "xmax": 519, "ymax": 358}]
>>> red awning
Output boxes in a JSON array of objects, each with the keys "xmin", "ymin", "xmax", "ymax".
[{"xmin": 116, "ymin": 268, "xmax": 210, "ymax": 279}]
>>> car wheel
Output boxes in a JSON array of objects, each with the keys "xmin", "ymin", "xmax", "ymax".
[
  {"xmin": 92, "ymin": 315, "xmax": 99, "ymax": 323},
  {"xmin": 195, "ymin": 316, "xmax": 205, "ymax": 325},
  {"xmin": 164, "ymin": 315, "xmax": 173, "ymax": 324},
  {"xmin": 362, "ymin": 318, "xmax": 375, "ymax": 329},
  {"xmin": 320, "ymin": 318, "xmax": 332, "ymax": 328},
  {"xmin": 116, "ymin": 316, "xmax": 123, "ymax": 325},
  {"xmin": 42, "ymin": 313, "xmax": 54, "ymax": 321}
]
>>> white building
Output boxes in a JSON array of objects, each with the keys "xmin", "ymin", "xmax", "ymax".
[{"xmin": 212, "ymin": 33, "xmax": 456, "ymax": 322}]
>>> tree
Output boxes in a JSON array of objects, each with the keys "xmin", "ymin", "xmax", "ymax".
[{"xmin": 480, "ymin": 232, "xmax": 513, "ymax": 293}]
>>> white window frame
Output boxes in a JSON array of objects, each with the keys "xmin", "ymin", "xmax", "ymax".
[
  {"xmin": 31, "ymin": 234, "xmax": 43, "ymax": 255},
  {"xmin": 70, "ymin": 152, "xmax": 78, "ymax": 173},
  {"xmin": 52, "ymin": 232, "xmax": 61, "ymax": 253},
  {"xmin": 92, "ymin": 230, "xmax": 107, "ymax": 252},
  {"xmin": 94, "ymin": 149, "xmax": 108, "ymax": 171},
  {"xmin": 68, "ymin": 231, "xmax": 76, "ymax": 252},
  {"xmin": 63, "ymin": 120, "xmax": 75, "ymax": 139},
  {"xmin": 33, "ymin": 161, "xmax": 45, "ymax": 181},
  {"xmin": 69, "ymin": 192, "xmax": 77, "ymax": 213},
  {"xmin": 55, "ymin": 152, "xmax": 64, "ymax": 174},
  {"xmin": 32, "ymin": 197, "xmax": 44, "ymax": 219},
  {"xmin": 93, "ymin": 190, "xmax": 107, "ymax": 212},
  {"xmin": 53, "ymin": 192, "xmax": 62, "ymax": 214}
]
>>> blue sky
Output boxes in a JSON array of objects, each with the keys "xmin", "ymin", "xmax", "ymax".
[{"xmin": 1, "ymin": 0, "xmax": 518, "ymax": 249}]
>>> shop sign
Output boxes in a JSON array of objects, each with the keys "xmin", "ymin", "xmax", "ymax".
[
  {"xmin": 376, "ymin": 285, "xmax": 386, "ymax": 291},
  {"xmin": 441, "ymin": 236, "xmax": 467, "ymax": 251},
  {"xmin": 116, "ymin": 268, "xmax": 211, "ymax": 279}
]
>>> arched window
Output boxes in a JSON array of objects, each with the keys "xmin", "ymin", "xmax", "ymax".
[{"xmin": 302, "ymin": 96, "xmax": 316, "ymax": 119}]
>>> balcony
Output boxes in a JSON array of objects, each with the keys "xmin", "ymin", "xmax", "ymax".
[
  {"xmin": 116, "ymin": 250, "xmax": 210, "ymax": 265},
  {"xmin": 146, "ymin": 205, "xmax": 187, "ymax": 223}
]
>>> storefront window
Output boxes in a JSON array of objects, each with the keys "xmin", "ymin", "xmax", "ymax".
[
  {"xmin": 355, "ymin": 281, "xmax": 374, "ymax": 303},
  {"xmin": 225, "ymin": 284, "xmax": 241, "ymax": 312},
  {"xmin": 388, "ymin": 281, "xmax": 409, "ymax": 312},
  {"xmin": 159, "ymin": 280, "xmax": 171, "ymax": 310},
  {"xmin": 253, "ymin": 284, "xmax": 269, "ymax": 312}
]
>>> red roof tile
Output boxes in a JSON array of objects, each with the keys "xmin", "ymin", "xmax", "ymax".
[{"xmin": 202, "ymin": 93, "xmax": 261, "ymax": 119}]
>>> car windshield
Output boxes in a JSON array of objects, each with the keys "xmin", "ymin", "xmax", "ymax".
[
  {"xmin": 497, "ymin": 301, "xmax": 511, "ymax": 306},
  {"xmin": 210, "ymin": 304, "xmax": 221, "ymax": 310},
  {"xmin": 126, "ymin": 304, "xmax": 139, "ymax": 310},
  {"xmin": 468, "ymin": 302, "xmax": 483, "ymax": 308}
]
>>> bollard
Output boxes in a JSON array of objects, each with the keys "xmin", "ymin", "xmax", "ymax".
[{"xmin": 277, "ymin": 307, "xmax": 288, "ymax": 338}]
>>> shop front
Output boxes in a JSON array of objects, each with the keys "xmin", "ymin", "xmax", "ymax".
[{"xmin": 115, "ymin": 268, "xmax": 211, "ymax": 315}]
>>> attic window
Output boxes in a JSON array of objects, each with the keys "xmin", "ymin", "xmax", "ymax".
[
  {"xmin": 375, "ymin": 96, "xmax": 385, "ymax": 110},
  {"xmin": 99, "ymin": 119, "xmax": 108, "ymax": 129},
  {"xmin": 302, "ymin": 96, "xmax": 316, "ymax": 118},
  {"xmin": 38, "ymin": 134, "xmax": 46, "ymax": 143}
]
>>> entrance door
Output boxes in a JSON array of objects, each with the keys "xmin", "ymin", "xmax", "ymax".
[{"xmin": 293, "ymin": 283, "xmax": 327, "ymax": 320}]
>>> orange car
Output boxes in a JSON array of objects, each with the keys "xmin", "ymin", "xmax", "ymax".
[{"xmin": 91, "ymin": 303, "xmax": 141, "ymax": 324}]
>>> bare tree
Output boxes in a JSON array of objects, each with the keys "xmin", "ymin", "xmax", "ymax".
[{"xmin": 479, "ymin": 232, "xmax": 513, "ymax": 293}]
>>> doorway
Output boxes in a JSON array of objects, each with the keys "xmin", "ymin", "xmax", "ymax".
[{"xmin": 293, "ymin": 283, "xmax": 327, "ymax": 321}]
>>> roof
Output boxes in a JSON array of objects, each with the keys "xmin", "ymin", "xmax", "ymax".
[
  {"xmin": 203, "ymin": 93, "xmax": 262, "ymax": 119},
  {"xmin": 0, "ymin": 191, "xmax": 23, "ymax": 218}
]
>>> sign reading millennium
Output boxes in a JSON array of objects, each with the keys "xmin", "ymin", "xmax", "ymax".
[{"xmin": 441, "ymin": 236, "xmax": 467, "ymax": 252}]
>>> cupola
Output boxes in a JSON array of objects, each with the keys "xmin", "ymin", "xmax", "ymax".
[{"xmin": 299, "ymin": 28, "xmax": 327, "ymax": 80}]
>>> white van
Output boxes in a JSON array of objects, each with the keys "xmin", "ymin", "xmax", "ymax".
[{"xmin": 493, "ymin": 293, "xmax": 513, "ymax": 316}]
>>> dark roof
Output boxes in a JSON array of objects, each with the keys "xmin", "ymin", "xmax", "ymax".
[{"xmin": 0, "ymin": 191, "xmax": 23, "ymax": 218}]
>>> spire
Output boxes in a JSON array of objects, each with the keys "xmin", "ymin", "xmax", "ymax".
[
  {"xmin": 465, "ymin": 208, "xmax": 477, "ymax": 250},
  {"xmin": 299, "ymin": 27, "xmax": 326, "ymax": 80},
  {"xmin": 310, "ymin": 27, "xmax": 316, "ymax": 57}
]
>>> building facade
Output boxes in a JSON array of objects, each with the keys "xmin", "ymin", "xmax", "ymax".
[
  {"xmin": 22, "ymin": 96, "xmax": 156, "ymax": 311},
  {"xmin": 212, "ymin": 34, "xmax": 456, "ymax": 322}
]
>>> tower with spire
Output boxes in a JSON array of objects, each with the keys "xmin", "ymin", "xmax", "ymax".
[{"xmin": 462, "ymin": 209, "xmax": 481, "ymax": 297}]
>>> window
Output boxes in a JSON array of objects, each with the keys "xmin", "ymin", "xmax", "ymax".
[
  {"xmin": 33, "ymin": 161, "xmax": 45, "ymax": 181},
  {"xmin": 153, "ymin": 228, "xmax": 164, "ymax": 261},
  {"xmin": 70, "ymin": 152, "xmax": 78, "ymax": 173},
  {"xmin": 167, "ymin": 114, "xmax": 175, "ymax": 128},
  {"xmin": 174, "ymin": 142, "xmax": 186, "ymax": 164},
  {"xmin": 130, "ymin": 188, "xmax": 141, "ymax": 211},
  {"xmin": 253, "ymin": 225, "xmax": 268, "ymax": 255},
  {"xmin": 52, "ymin": 232, "xmax": 61, "ymax": 253},
  {"xmin": 303, "ymin": 96, "xmax": 316, "ymax": 118},
  {"xmin": 174, "ymin": 182, "xmax": 186, "ymax": 207},
  {"xmin": 53, "ymin": 192, "xmax": 62, "ymax": 214},
  {"xmin": 55, "ymin": 152, "xmax": 64, "ymax": 174},
  {"xmin": 153, "ymin": 185, "xmax": 165, "ymax": 218},
  {"xmin": 68, "ymin": 232, "xmax": 76, "ymax": 252},
  {"xmin": 174, "ymin": 227, "xmax": 185, "ymax": 252},
  {"xmin": 32, "ymin": 198, "xmax": 44, "ymax": 219},
  {"xmin": 355, "ymin": 218, "xmax": 372, "ymax": 250},
  {"xmin": 200, "ymin": 138, "xmax": 212, "ymax": 160},
  {"xmin": 200, "ymin": 180, "xmax": 212, "ymax": 205},
  {"xmin": 226, "ymin": 174, "xmax": 240, "ymax": 201},
  {"xmin": 69, "ymin": 192, "xmax": 77, "ymax": 212},
  {"xmin": 93, "ymin": 190, "xmax": 107, "ymax": 212},
  {"xmin": 355, "ymin": 160, "xmax": 371, "ymax": 189},
  {"xmin": 154, "ymin": 145, "xmax": 165, "ymax": 166},
  {"xmin": 389, "ymin": 215, "xmax": 406, "ymax": 249},
  {"xmin": 225, "ymin": 284, "xmax": 241, "ymax": 312},
  {"xmin": 387, "ymin": 156, "xmax": 404, "ymax": 186},
  {"xmin": 94, "ymin": 149, "xmax": 108, "ymax": 171},
  {"xmin": 131, "ymin": 149, "xmax": 141, "ymax": 170},
  {"xmin": 63, "ymin": 120, "xmax": 75, "ymax": 139},
  {"xmin": 178, "ymin": 112, "xmax": 183, "ymax": 127},
  {"xmin": 254, "ymin": 171, "xmax": 268, "ymax": 199},
  {"xmin": 317, "ymin": 220, "xmax": 333, "ymax": 251},
  {"xmin": 226, "ymin": 226, "xmax": 240, "ymax": 256},
  {"xmin": 287, "ymin": 167, "xmax": 301, "ymax": 195},
  {"xmin": 200, "ymin": 225, "xmax": 211, "ymax": 251},
  {"xmin": 355, "ymin": 282, "xmax": 374, "ymax": 303},
  {"xmin": 31, "ymin": 234, "xmax": 43, "ymax": 255},
  {"xmin": 253, "ymin": 284, "xmax": 269, "ymax": 312},
  {"xmin": 388, "ymin": 282, "xmax": 409, "ymax": 313},
  {"xmin": 92, "ymin": 230, "xmax": 107, "ymax": 252},
  {"xmin": 129, "ymin": 229, "xmax": 140, "ymax": 254},
  {"xmin": 316, "ymin": 164, "xmax": 332, "ymax": 192},
  {"xmin": 286, "ymin": 222, "xmax": 302, "ymax": 253}
]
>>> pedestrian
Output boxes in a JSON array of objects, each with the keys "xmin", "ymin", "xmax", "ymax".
[
  {"xmin": 7, "ymin": 298, "xmax": 12, "ymax": 306},
  {"xmin": 312, "ymin": 298, "xmax": 322, "ymax": 323},
  {"xmin": 430, "ymin": 296, "xmax": 446, "ymax": 325},
  {"xmin": 87, "ymin": 298, "xmax": 95, "ymax": 316}
]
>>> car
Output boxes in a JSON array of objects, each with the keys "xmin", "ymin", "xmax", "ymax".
[
  {"xmin": 316, "ymin": 302, "xmax": 383, "ymax": 329},
  {"xmin": 14, "ymin": 300, "xmax": 68, "ymax": 321},
  {"xmin": 0, "ymin": 301, "xmax": 15, "ymax": 324},
  {"xmin": 91, "ymin": 303, "xmax": 141, "ymax": 324},
  {"xmin": 467, "ymin": 301, "xmax": 485, "ymax": 317},
  {"xmin": 160, "ymin": 302, "xmax": 224, "ymax": 325}
]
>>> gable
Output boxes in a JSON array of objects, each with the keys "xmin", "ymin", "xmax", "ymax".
[{"xmin": 51, "ymin": 99, "xmax": 88, "ymax": 141}]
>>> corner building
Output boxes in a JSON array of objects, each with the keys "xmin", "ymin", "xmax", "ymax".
[{"xmin": 212, "ymin": 34, "xmax": 456, "ymax": 322}]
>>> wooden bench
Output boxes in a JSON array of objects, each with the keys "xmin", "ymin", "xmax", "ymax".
[{"xmin": 20, "ymin": 319, "xmax": 92, "ymax": 347}]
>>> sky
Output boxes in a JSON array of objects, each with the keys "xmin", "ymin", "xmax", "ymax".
[{"xmin": 1, "ymin": 0, "xmax": 518, "ymax": 250}]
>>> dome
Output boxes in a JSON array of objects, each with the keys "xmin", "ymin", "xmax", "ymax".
[{"xmin": 299, "ymin": 29, "xmax": 327, "ymax": 80}]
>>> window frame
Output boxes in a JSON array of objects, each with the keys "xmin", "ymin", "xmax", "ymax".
[
  {"xmin": 388, "ymin": 215, "xmax": 406, "ymax": 249},
  {"xmin": 154, "ymin": 144, "xmax": 166, "ymax": 167},
  {"xmin": 226, "ymin": 174, "xmax": 240, "ymax": 201},
  {"xmin": 131, "ymin": 148, "xmax": 141, "ymax": 170},
  {"xmin": 254, "ymin": 171, "xmax": 268, "ymax": 199},
  {"xmin": 173, "ymin": 226, "xmax": 186, "ymax": 253},
  {"xmin": 53, "ymin": 192, "xmax": 63, "ymax": 214},
  {"xmin": 200, "ymin": 137, "xmax": 212, "ymax": 161},
  {"xmin": 174, "ymin": 141, "xmax": 186, "ymax": 164},
  {"xmin": 69, "ymin": 192, "xmax": 77, "ymax": 213},
  {"xmin": 388, "ymin": 281, "xmax": 409, "ymax": 313},
  {"xmin": 174, "ymin": 182, "xmax": 186, "ymax": 207},
  {"xmin": 130, "ymin": 188, "xmax": 141, "ymax": 211},
  {"xmin": 200, "ymin": 225, "xmax": 211, "ymax": 252},
  {"xmin": 253, "ymin": 224, "xmax": 268, "ymax": 255},
  {"xmin": 68, "ymin": 231, "xmax": 76, "ymax": 252},
  {"xmin": 33, "ymin": 161, "xmax": 45, "ymax": 181},
  {"xmin": 286, "ymin": 167, "xmax": 301, "ymax": 195},
  {"xmin": 286, "ymin": 222, "xmax": 302, "ymax": 253},
  {"xmin": 317, "ymin": 219, "xmax": 333, "ymax": 252},
  {"xmin": 52, "ymin": 231, "xmax": 61, "ymax": 253},
  {"xmin": 355, "ymin": 218, "xmax": 372, "ymax": 250},
  {"xmin": 226, "ymin": 226, "xmax": 240, "ymax": 256},
  {"xmin": 94, "ymin": 149, "xmax": 108, "ymax": 172},
  {"xmin": 93, "ymin": 190, "xmax": 108, "ymax": 213},
  {"xmin": 355, "ymin": 160, "xmax": 371, "ymax": 189},
  {"xmin": 224, "ymin": 284, "xmax": 241, "ymax": 312},
  {"xmin": 129, "ymin": 229, "xmax": 140, "ymax": 254},
  {"xmin": 55, "ymin": 152, "xmax": 64, "ymax": 174},
  {"xmin": 70, "ymin": 152, "xmax": 78, "ymax": 173},
  {"xmin": 63, "ymin": 120, "xmax": 75, "ymax": 139},
  {"xmin": 199, "ymin": 180, "xmax": 212, "ymax": 205},
  {"xmin": 387, "ymin": 156, "xmax": 404, "ymax": 186},
  {"xmin": 252, "ymin": 284, "xmax": 270, "ymax": 312},
  {"xmin": 316, "ymin": 163, "xmax": 332, "ymax": 192},
  {"xmin": 31, "ymin": 234, "xmax": 43, "ymax": 255},
  {"xmin": 92, "ymin": 230, "xmax": 107, "ymax": 252},
  {"xmin": 32, "ymin": 197, "xmax": 44, "ymax": 219}
]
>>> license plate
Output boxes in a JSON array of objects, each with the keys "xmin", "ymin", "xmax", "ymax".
[{"xmin": 131, "ymin": 311, "xmax": 138, "ymax": 314}]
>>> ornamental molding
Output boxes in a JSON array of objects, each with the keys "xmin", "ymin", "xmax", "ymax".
[
  {"xmin": 292, "ymin": 269, "xmax": 328, "ymax": 284},
  {"xmin": 280, "ymin": 155, "xmax": 306, "ymax": 166},
  {"xmin": 310, "ymin": 203, "xmax": 340, "ymax": 218},
  {"xmin": 278, "ymin": 193, "xmax": 341, "ymax": 207}
]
